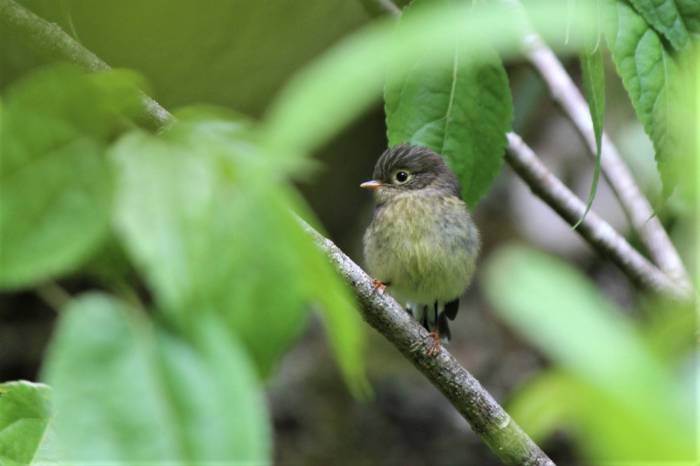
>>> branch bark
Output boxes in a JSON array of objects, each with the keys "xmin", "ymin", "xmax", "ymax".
[
  {"xmin": 0, "ymin": 1, "xmax": 558, "ymax": 464},
  {"xmin": 506, "ymin": 133, "xmax": 688, "ymax": 299},
  {"xmin": 301, "ymin": 221, "xmax": 556, "ymax": 466}
]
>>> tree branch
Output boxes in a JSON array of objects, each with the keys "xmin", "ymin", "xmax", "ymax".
[
  {"xmin": 506, "ymin": 133, "xmax": 688, "ymax": 299},
  {"xmin": 0, "ymin": 1, "xmax": 558, "ymax": 464},
  {"xmin": 301, "ymin": 221, "xmax": 556, "ymax": 466},
  {"xmin": 513, "ymin": 8, "xmax": 692, "ymax": 293}
]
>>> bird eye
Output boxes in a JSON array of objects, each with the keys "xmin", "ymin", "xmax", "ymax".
[{"xmin": 393, "ymin": 171, "xmax": 410, "ymax": 184}]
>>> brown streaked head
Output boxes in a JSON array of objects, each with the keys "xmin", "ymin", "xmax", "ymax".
[{"xmin": 360, "ymin": 144, "xmax": 460, "ymax": 197}]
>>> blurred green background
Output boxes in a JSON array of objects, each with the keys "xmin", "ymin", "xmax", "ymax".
[{"xmin": 1, "ymin": 1, "xmax": 696, "ymax": 465}]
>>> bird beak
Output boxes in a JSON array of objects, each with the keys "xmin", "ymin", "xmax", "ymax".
[{"xmin": 360, "ymin": 180, "xmax": 382, "ymax": 191}]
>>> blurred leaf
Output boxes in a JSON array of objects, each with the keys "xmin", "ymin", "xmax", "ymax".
[
  {"xmin": 0, "ymin": 65, "xmax": 142, "ymax": 290},
  {"xmin": 663, "ymin": 50, "xmax": 699, "ymax": 202},
  {"xmin": 508, "ymin": 372, "xmax": 577, "ymax": 442},
  {"xmin": 42, "ymin": 293, "xmax": 270, "ymax": 464},
  {"xmin": 0, "ymin": 381, "xmax": 51, "ymax": 466},
  {"xmin": 605, "ymin": 0, "xmax": 678, "ymax": 197},
  {"xmin": 676, "ymin": 0, "xmax": 700, "ymax": 39},
  {"xmin": 384, "ymin": 0, "xmax": 512, "ymax": 206},
  {"xmin": 484, "ymin": 245, "xmax": 695, "ymax": 461},
  {"xmin": 575, "ymin": 47, "xmax": 605, "ymax": 227},
  {"xmin": 110, "ymin": 115, "xmax": 366, "ymax": 386},
  {"xmin": 509, "ymin": 369, "xmax": 690, "ymax": 463},
  {"xmin": 627, "ymin": 0, "xmax": 690, "ymax": 50},
  {"xmin": 3, "ymin": 0, "xmax": 369, "ymax": 113},
  {"xmin": 263, "ymin": 0, "xmax": 594, "ymax": 157},
  {"xmin": 641, "ymin": 297, "xmax": 697, "ymax": 363}
]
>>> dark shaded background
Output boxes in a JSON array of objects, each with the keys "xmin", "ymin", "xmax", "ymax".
[{"xmin": 1, "ymin": 1, "xmax": 676, "ymax": 464}]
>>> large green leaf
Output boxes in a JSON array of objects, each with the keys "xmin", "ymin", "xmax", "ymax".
[
  {"xmin": 0, "ymin": 381, "xmax": 51, "ymax": 466},
  {"xmin": 41, "ymin": 293, "xmax": 270, "ymax": 464},
  {"xmin": 263, "ymin": 0, "xmax": 594, "ymax": 158},
  {"xmin": 484, "ymin": 245, "xmax": 695, "ymax": 462},
  {"xmin": 385, "ymin": 0, "xmax": 512, "ymax": 206},
  {"xmin": 628, "ymin": 0, "xmax": 690, "ymax": 50},
  {"xmin": 576, "ymin": 47, "xmax": 606, "ymax": 226},
  {"xmin": 605, "ymin": 0, "xmax": 678, "ymax": 195},
  {"xmin": 110, "ymin": 116, "xmax": 366, "ymax": 385},
  {"xmin": 0, "ymin": 65, "xmax": 141, "ymax": 289}
]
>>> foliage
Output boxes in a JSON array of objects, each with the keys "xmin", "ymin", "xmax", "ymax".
[
  {"xmin": 0, "ymin": 0, "xmax": 697, "ymax": 464},
  {"xmin": 0, "ymin": 381, "xmax": 51, "ymax": 466},
  {"xmin": 484, "ymin": 246, "xmax": 696, "ymax": 464},
  {"xmin": 385, "ymin": 0, "xmax": 512, "ymax": 207},
  {"xmin": 0, "ymin": 65, "xmax": 367, "ymax": 464},
  {"xmin": 0, "ymin": 66, "xmax": 141, "ymax": 289},
  {"xmin": 577, "ymin": 46, "xmax": 605, "ymax": 226},
  {"xmin": 42, "ymin": 293, "xmax": 269, "ymax": 464},
  {"xmin": 604, "ymin": 0, "xmax": 682, "ymax": 197}
]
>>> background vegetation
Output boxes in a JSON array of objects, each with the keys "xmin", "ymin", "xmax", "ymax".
[{"xmin": 0, "ymin": 0, "xmax": 697, "ymax": 465}]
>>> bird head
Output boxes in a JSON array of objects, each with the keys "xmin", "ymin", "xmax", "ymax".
[{"xmin": 360, "ymin": 144, "xmax": 460, "ymax": 202}]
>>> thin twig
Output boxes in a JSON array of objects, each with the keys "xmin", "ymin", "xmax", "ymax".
[
  {"xmin": 300, "ymin": 220, "xmax": 556, "ymax": 466},
  {"xmin": 514, "ymin": 9, "xmax": 692, "ymax": 292},
  {"xmin": 506, "ymin": 133, "xmax": 689, "ymax": 300},
  {"xmin": 36, "ymin": 281, "xmax": 71, "ymax": 312},
  {"xmin": 0, "ymin": 2, "xmax": 557, "ymax": 464}
]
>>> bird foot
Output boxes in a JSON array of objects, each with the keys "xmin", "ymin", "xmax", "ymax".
[
  {"xmin": 427, "ymin": 330, "xmax": 441, "ymax": 357},
  {"xmin": 371, "ymin": 279, "xmax": 389, "ymax": 294}
]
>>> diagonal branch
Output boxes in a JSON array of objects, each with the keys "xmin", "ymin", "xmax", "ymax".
[
  {"xmin": 301, "ymin": 221, "xmax": 556, "ymax": 466},
  {"xmin": 505, "ymin": 133, "xmax": 688, "ymax": 299},
  {"xmin": 0, "ymin": 1, "xmax": 557, "ymax": 464},
  {"xmin": 511, "ymin": 4, "xmax": 692, "ymax": 293}
]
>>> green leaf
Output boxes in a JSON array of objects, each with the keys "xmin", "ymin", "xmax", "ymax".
[
  {"xmin": 483, "ymin": 245, "xmax": 695, "ymax": 461},
  {"xmin": 0, "ymin": 65, "xmax": 141, "ymax": 290},
  {"xmin": 628, "ymin": 0, "xmax": 690, "ymax": 50},
  {"xmin": 385, "ymin": 0, "xmax": 512, "ymax": 206},
  {"xmin": 263, "ymin": 0, "xmax": 594, "ymax": 158},
  {"xmin": 508, "ymin": 371, "xmax": 578, "ymax": 442},
  {"xmin": 575, "ymin": 47, "xmax": 606, "ymax": 227},
  {"xmin": 605, "ymin": 0, "xmax": 678, "ymax": 196},
  {"xmin": 41, "ymin": 293, "xmax": 270, "ymax": 464},
  {"xmin": 110, "ymin": 116, "xmax": 366, "ymax": 385},
  {"xmin": 676, "ymin": 0, "xmax": 700, "ymax": 40},
  {"xmin": 0, "ymin": 381, "xmax": 51, "ymax": 466},
  {"xmin": 508, "ymin": 370, "xmax": 686, "ymax": 463}
]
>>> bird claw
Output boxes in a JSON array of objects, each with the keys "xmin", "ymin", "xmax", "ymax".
[
  {"xmin": 427, "ymin": 331, "xmax": 441, "ymax": 357},
  {"xmin": 371, "ymin": 279, "xmax": 388, "ymax": 294}
]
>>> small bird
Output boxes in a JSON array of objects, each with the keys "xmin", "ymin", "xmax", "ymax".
[{"xmin": 361, "ymin": 144, "xmax": 480, "ymax": 355}]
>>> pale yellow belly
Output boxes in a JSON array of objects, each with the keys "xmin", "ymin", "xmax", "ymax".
[{"xmin": 363, "ymin": 192, "xmax": 479, "ymax": 306}]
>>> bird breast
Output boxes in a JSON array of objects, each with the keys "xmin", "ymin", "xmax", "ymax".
[{"xmin": 363, "ymin": 190, "xmax": 480, "ymax": 305}]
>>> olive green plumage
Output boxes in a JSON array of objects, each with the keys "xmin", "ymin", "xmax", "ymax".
[{"xmin": 362, "ymin": 144, "xmax": 480, "ymax": 341}]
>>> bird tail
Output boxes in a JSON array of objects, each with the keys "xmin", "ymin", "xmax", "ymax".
[{"xmin": 438, "ymin": 312, "xmax": 451, "ymax": 342}]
